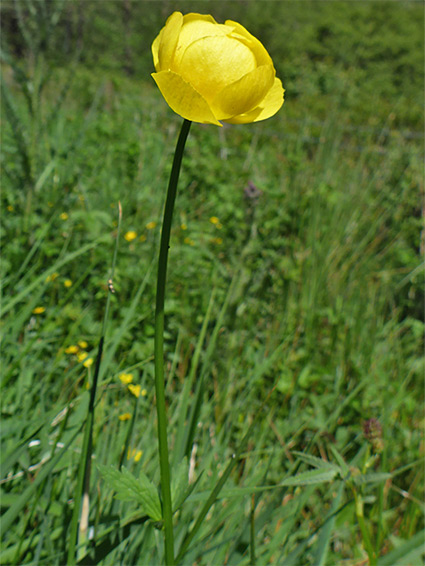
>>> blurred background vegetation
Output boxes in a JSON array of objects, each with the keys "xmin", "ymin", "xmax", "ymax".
[{"xmin": 1, "ymin": 1, "xmax": 424, "ymax": 564}]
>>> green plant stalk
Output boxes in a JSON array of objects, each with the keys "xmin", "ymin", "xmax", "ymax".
[
  {"xmin": 353, "ymin": 490, "xmax": 377, "ymax": 566},
  {"xmin": 67, "ymin": 203, "xmax": 122, "ymax": 566},
  {"xmin": 154, "ymin": 118, "xmax": 192, "ymax": 566},
  {"xmin": 250, "ymin": 493, "xmax": 256, "ymax": 566}
]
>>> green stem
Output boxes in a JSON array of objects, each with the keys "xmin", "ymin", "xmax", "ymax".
[
  {"xmin": 67, "ymin": 203, "xmax": 122, "ymax": 566},
  {"xmin": 155, "ymin": 119, "xmax": 191, "ymax": 566}
]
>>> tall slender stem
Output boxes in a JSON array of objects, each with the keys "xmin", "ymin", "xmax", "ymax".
[{"xmin": 155, "ymin": 119, "xmax": 191, "ymax": 566}]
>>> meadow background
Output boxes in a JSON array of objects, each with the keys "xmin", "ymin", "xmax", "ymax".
[{"xmin": 1, "ymin": 1, "xmax": 424, "ymax": 564}]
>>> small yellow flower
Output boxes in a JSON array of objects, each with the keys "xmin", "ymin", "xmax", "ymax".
[
  {"xmin": 141, "ymin": 388, "xmax": 147, "ymax": 397},
  {"xmin": 124, "ymin": 231, "xmax": 137, "ymax": 242},
  {"xmin": 77, "ymin": 352, "xmax": 88, "ymax": 362},
  {"xmin": 7, "ymin": 205, "xmax": 14, "ymax": 212},
  {"xmin": 32, "ymin": 306, "xmax": 46, "ymax": 314},
  {"xmin": 119, "ymin": 412, "xmax": 132, "ymax": 421},
  {"xmin": 64, "ymin": 279, "xmax": 73, "ymax": 288},
  {"xmin": 128, "ymin": 384, "xmax": 141, "ymax": 398},
  {"xmin": 209, "ymin": 216, "xmax": 220, "ymax": 225},
  {"xmin": 146, "ymin": 221, "xmax": 157, "ymax": 230},
  {"xmin": 184, "ymin": 237, "xmax": 194, "ymax": 246},
  {"xmin": 127, "ymin": 448, "xmax": 143, "ymax": 462},
  {"xmin": 139, "ymin": 234, "xmax": 147, "ymax": 242},
  {"xmin": 78, "ymin": 340, "xmax": 88, "ymax": 349},
  {"xmin": 46, "ymin": 272, "xmax": 59, "ymax": 283},
  {"xmin": 83, "ymin": 357, "xmax": 94, "ymax": 368},
  {"xmin": 180, "ymin": 223, "xmax": 187, "ymax": 230},
  {"xmin": 65, "ymin": 345, "xmax": 79, "ymax": 354},
  {"xmin": 212, "ymin": 237, "xmax": 223, "ymax": 245},
  {"xmin": 60, "ymin": 212, "xmax": 69, "ymax": 220},
  {"xmin": 119, "ymin": 373, "xmax": 134, "ymax": 385}
]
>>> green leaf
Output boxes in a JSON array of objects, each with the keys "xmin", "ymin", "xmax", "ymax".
[
  {"xmin": 312, "ymin": 481, "xmax": 344, "ymax": 566},
  {"xmin": 279, "ymin": 468, "xmax": 337, "ymax": 487},
  {"xmin": 356, "ymin": 472, "xmax": 392, "ymax": 485},
  {"xmin": 377, "ymin": 530, "xmax": 425, "ymax": 566},
  {"xmin": 171, "ymin": 456, "xmax": 189, "ymax": 513},
  {"xmin": 98, "ymin": 465, "xmax": 162, "ymax": 522},
  {"xmin": 328, "ymin": 444, "xmax": 350, "ymax": 478},
  {"xmin": 292, "ymin": 451, "xmax": 340, "ymax": 472}
]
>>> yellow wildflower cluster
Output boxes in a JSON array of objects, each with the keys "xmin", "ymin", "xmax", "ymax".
[
  {"xmin": 119, "ymin": 373, "xmax": 134, "ymax": 385},
  {"xmin": 209, "ymin": 216, "xmax": 223, "ymax": 229},
  {"xmin": 65, "ymin": 340, "xmax": 93, "ymax": 368},
  {"xmin": 118, "ymin": 374, "xmax": 147, "ymax": 398},
  {"xmin": 128, "ymin": 384, "xmax": 141, "ymax": 398},
  {"xmin": 128, "ymin": 448, "xmax": 143, "ymax": 462},
  {"xmin": 45, "ymin": 272, "xmax": 59, "ymax": 283},
  {"xmin": 124, "ymin": 221, "xmax": 158, "ymax": 245},
  {"xmin": 119, "ymin": 412, "xmax": 132, "ymax": 421}
]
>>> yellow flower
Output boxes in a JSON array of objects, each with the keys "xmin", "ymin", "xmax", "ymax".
[
  {"xmin": 180, "ymin": 223, "xmax": 187, "ymax": 230},
  {"xmin": 77, "ymin": 352, "xmax": 88, "ymax": 362},
  {"xmin": 141, "ymin": 389, "xmax": 147, "ymax": 397},
  {"xmin": 119, "ymin": 412, "xmax": 132, "ymax": 421},
  {"xmin": 146, "ymin": 221, "xmax": 157, "ymax": 230},
  {"xmin": 119, "ymin": 373, "xmax": 134, "ymax": 385},
  {"xmin": 32, "ymin": 306, "xmax": 46, "ymax": 314},
  {"xmin": 64, "ymin": 279, "xmax": 72, "ymax": 288},
  {"xmin": 209, "ymin": 216, "xmax": 220, "ymax": 225},
  {"xmin": 83, "ymin": 357, "xmax": 94, "ymax": 368},
  {"xmin": 139, "ymin": 234, "xmax": 147, "ymax": 242},
  {"xmin": 212, "ymin": 237, "xmax": 223, "ymax": 245},
  {"xmin": 151, "ymin": 12, "xmax": 284, "ymax": 125},
  {"xmin": 46, "ymin": 272, "xmax": 59, "ymax": 283},
  {"xmin": 65, "ymin": 345, "xmax": 79, "ymax": 354},
  {"xmin": 127, "ymin": 448, "xmax": 143, "ymax": 462},
  {"xmin": 7, "ymin": 205, "xmax": 14, "ymax": 212},
  {"xmin": 128, "ymin": 384, "xmax": 141, "ymax": 398},
  {"xmin": 184, "ymin": 237, "xmax": 194, "ymax": 246},
  {"xmin": 60, "ymin": 212, "xmax": 68, "ymax": 220},
  {"xmin": 124, "ymin": 231, "xmax": 137, "ymax": 242},
  {"xmin": 78, "ymin": 340, "xmax": 88, "ymax": 349}
]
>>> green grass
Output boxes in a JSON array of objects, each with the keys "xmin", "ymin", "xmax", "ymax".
[{"xmin": 1, "ymin": 1, "xmax": 424, "ymax": 565}]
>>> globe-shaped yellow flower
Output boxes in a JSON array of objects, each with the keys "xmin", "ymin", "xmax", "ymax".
[{"xmin": 151, "ymin": 12, "xmax": 285, "ymax": 126}]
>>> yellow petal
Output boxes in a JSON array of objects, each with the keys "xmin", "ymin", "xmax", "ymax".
[
  {"xmin": 151, "ymin": 70, "xmax": 221, "ymax": 125},
  {"xmin": 157, "ymin": 11, "xmax": 183, "ymax": 71},
  {"xmin": 225, "ymin": 20, "xmax": 273, "ymax": 67},
  {"xmin": 212, "ymin": 64, "xmax": 275, "ymax": 120},
  {"xmin": 173, "ymin": 13, "xmax": 232, "ymax": 68},
  {"xmin": 151, "ymin": 30, "xmax": 162, "ymax": 71},
  {"xmin": 178, "ymin": 35, "xmax": 256, "ymax": 101},
  {"xmin": 223, "ymin": 78, "xmax": 285, "ymax": 124}
]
